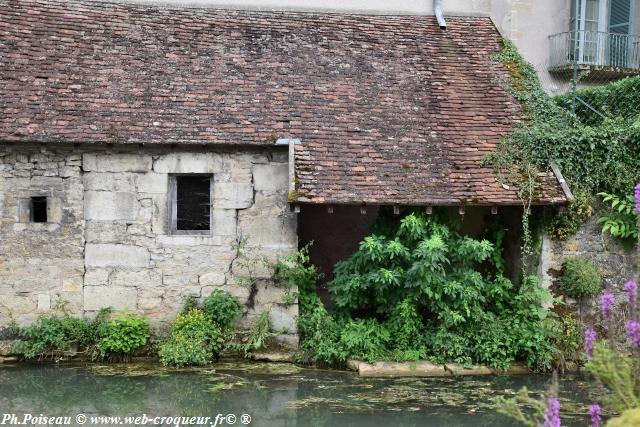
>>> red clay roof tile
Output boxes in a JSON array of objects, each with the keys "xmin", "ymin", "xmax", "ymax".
[{"xmin": 0, "ymin": 0, "xmax": 567, "ymax": 205}]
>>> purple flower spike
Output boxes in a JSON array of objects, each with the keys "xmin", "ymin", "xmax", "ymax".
[
  {"xmin": 589, "ymin": 404, "xmax": 602, "ymax": 427},
  {"xmin": 584, "ymin": 329, "xmax": 597, "ymax": 360},
  {"xmin": 635, "ymin": 183, "xmax": 640, "ymax": 213},
  {"xmin": 626, "ymin": 321, "xmax": 640, "ymax": 348},
  {"xmin": 601, "ymin": 292, "xmax": 615, "ymax": 323},
  {"xmin": 625, "ymin": 280, "xmax": 638, "ymax": 309},
  {"xmin": 545, "ymin": 397, "xmax": 561, "ymax": 427}
]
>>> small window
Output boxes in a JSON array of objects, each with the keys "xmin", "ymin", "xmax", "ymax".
[
  {"xmin": 31, "ymin": 197, "xmax": 47, "ymax": 223},
  {"xmin": 169, "ymin": 175, "xmax": 211, "ymax": 234}
]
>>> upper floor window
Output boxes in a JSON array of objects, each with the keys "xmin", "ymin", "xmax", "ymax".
[{"xmin": 569, "ymin": 0, "xmax": 635, "ymax": 65}]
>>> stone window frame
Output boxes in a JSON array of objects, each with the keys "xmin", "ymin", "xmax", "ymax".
[
  {"xmin": 18, "ymin": 194, "xmax": 61, "ymax": 224},
  {"xmin": 167, "ymin": 173, "xmax": 213, "ymax": 236},
  {"xmin": 30, "ymin": 196, "xmax": 48, "ymax": 223}
]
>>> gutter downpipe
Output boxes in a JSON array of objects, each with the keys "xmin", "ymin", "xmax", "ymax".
[{"xmin": 434, "ymin": 0, "xmax": 447, "ymax": 29}]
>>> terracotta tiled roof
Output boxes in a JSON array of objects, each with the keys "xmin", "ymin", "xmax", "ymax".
[{"xmin": 0, "ymin": 0, "xmax": 567, "ymax": 205}]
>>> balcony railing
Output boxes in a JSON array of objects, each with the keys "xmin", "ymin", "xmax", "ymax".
[{"xmin": 549, "ymin": 31, "xmax": 640, "ymax": 74}]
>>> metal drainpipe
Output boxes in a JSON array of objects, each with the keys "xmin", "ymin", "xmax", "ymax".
[{"xmin": 434, "ymin": 0, "xmax": 447, "ymax": 29}]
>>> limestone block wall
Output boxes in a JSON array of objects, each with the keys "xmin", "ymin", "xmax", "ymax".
[
  {"xmin": 540, "ymin": 215, "xmax": 638, "ymax": 310},
  {"xmin": 0, "ymin": 145, "xmax": 298, "ymax": 345},
  {"xmin": 0, "ymin": 148, "xmax": 85, "ymax": 325}
]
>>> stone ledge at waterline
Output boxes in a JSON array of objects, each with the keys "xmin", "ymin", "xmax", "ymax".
[{"xmin": 346, "ymin": 360, "xmax": 532, "ymax": 377}]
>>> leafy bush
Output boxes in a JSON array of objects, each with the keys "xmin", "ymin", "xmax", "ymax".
[
  {"xmin": 202, "ymin": 290, "xmax": 243, "ymax": 330},
  {"xmin": 159, "ymin": 309, "xmax": 226, "ymax": 367},
  {"xmin": 329, "ymin": 212, "xmax": 495, "ymax": 315},
  {"xmin": 385, "ymin": 299, "xmax": 427, "ymax": 362},
  {"xmin": 296, "ymin": 299, "xmax": 343, "ymax": 365},
  {"xmin": 555, "ymin": 75, "xmax": 640, "ymax": 125},
  {"xmin": 545, "ymin": 311, "xmax": 582, "ymax": 369},
  {"xmin": 14, "ymin": 309, "xmax": 112, "ymax": 360},
  {"xmin": 559, "ymin": 257, "xmax": 602, "ymax": 299},
  {"xmin": 297, "ymin": 212, "xmax": 558, "ymax": 370},
  {"xmin": 158, "ymin": 334, "xmax": 212, "ymax": 367},
  {"xmin": 96, "ymin": 313, "xmax": 149, "ymax": 360},
  {"xmin": 337, "ymin": 319, "xmax": 391, "ymax": 364}
]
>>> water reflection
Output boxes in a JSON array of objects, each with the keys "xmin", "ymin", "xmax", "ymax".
[{"xmin": 0, "ymin": 362, "xmax": 596, "ymax": 427}]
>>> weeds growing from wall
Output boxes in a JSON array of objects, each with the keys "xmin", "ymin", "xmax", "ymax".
[{"xmin": 12, "ymin": 308, "xmax": 151, "ymax": 361}]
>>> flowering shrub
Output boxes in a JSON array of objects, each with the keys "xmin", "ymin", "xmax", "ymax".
[
  {"xmin": 499, "ymin": 275, "xmax": 640, "ymax": 426},
  {"xmin": 588, "ymin": 404, "xmax": 601, "ymax": 427},
  {"xmin": 584, "ymin": 329, "xmax": 597, "ymax": 360},
  {"xmin": 600, "ymin": 292, "xmax": 615, "ymax": 326},
  {"xmin": 626, "ymin": 280, "xmax": 638, "ymax": 310},
  {"xmin": 544, "ymin": 397, "xmax": 561, "ymax": 427},
  {"xmin": 584, "ymin": 279, "xmax": 640, "ymax": 420},
  {"xmin": 626, "ymin": 321, "xmax": 640, "ymax": 348}
]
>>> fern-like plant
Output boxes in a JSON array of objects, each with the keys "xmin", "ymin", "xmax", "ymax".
[{"xmin": 597, "ymin": 192, "xmax": 638, "ymax": 244}]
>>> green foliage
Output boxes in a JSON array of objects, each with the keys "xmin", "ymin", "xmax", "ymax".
[
  {"xmin": 158, "ymin": 334, "xmax": 212, "ymax": 368},
  {"xmin": 555, "ymin": 76, "xmax": 640, "ymax": 125},
  {"xmin": 274, "ymin": 245, "xmax": 320, "ymax": 308},
  {"xmin": 545, "ymin": 312, "xmax": 583, "ymax": 369},
  {"xmin": 489, "ymin": 39, "xmax": 640, "ymax": 239},
  {"xmin": 586, "ymin": 343, "xmax": 640, "ymax": 413},
  {"xmin": 297, "ymin": 298, "xmax": 344, "ymax": 365},
  {"xmin": 606, "ymin": 408, "xmax": 640, "ymax": 427},
  {"xmin": 597, "ymin": 192, "xmax": 639, "ymax": 243},
  {"xmin": 182, "ymin": 294, "xmax": 199, "ymax": 314},
  {"xmin": 542, "ymin": 191, "xmax": 594, "ymax": 240},
  {"xmin": 297, "ymin": 213, "xmax": 559, "ymax": 370},
  {"xmin": 559, "ymin": 256, "xmax": 602, "ymax": 299},
  {"xmin": 337, "ymin": 319, "xmax": 391, "ymax": 364},
  {"xmin": 96, "ymin": 313, "xmax": 149, "ymax": 360},
  {"xmin": 202, "ymin": 290, "xmax": 243, "ymax": 330},
  {"xmin": 238, "ymin": 310, "xmax": 272, "ymax": 357},
  {"xmin": 158, "ymin": 309, "xmax": 226, "ymax": 367},
  {"xmin": 329, "ymin": 212, "xmax": 495, "ymax": 315},
  {"xmin": 13, "ymin": 309, "xmax": 112, "ymax": 360},
  {"xmin": 385, "ymin": 299, "xmax": 427, "ymax": 362},
  {"xmin": 494, "ymin": 387, "xmax": 547, "ymax": 427}
]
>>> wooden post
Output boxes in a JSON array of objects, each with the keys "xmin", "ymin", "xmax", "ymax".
[{"xmin": 288, "ymin": 139, "xmax": 296, "ymax": 197}]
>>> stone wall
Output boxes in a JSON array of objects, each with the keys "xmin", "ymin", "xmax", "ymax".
[
  {"xmin": 0, "ymin": 145, "xmax": 298, "ymax": 346},
  {"xmin": 540, "ymin": 214, "xmax": 638, "ymax": 309},
  {"xmin": 0, "ymin": 149, "xmax": 85, "ymax": 324}
]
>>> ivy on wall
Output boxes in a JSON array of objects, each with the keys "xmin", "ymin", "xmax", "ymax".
[{"xmin": 487, "ymin": 39, "xmax": 640, "ymax": 243}]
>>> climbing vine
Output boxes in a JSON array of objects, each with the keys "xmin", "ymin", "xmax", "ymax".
[{"xmin": 487, "ymin": 39, "xmax": 640, "ymax": 248}]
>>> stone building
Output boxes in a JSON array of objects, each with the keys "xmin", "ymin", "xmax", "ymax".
[{"xmin": 0, "ymin": 0, "xmax": 573, "ymax": 339}]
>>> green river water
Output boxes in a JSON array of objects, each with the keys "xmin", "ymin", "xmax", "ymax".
[{"xmin": 0, "ymin": 362, "xmax": 599, "ymax": 426}]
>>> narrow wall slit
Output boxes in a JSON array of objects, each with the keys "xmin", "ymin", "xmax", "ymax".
[{"xmin": 31, "ymin": 197, "xmax": 47, "ymax": 223}]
